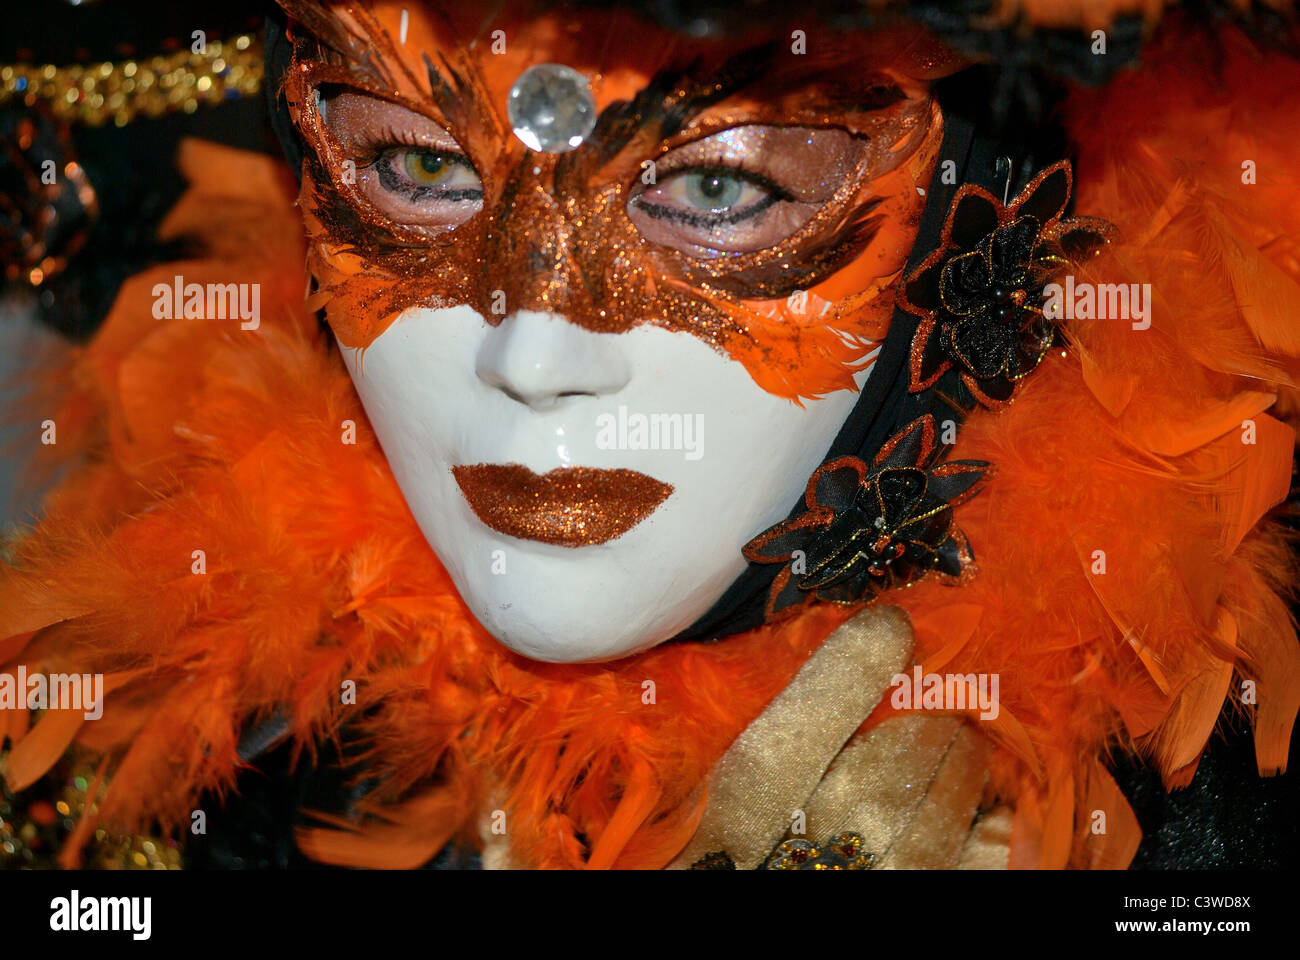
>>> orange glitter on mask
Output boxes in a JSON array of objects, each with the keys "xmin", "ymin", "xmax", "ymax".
[{"xmin": 279, "ymin": 0, "xmax": 954, "ymax": 401}]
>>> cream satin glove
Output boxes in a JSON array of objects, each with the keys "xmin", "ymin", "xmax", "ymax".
[{"xmin": 667, "ymin": 606, "xmax": 1010, "ymax": 870}]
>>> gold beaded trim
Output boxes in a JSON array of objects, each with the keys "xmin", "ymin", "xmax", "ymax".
[
  {"xmin": 766, "ymin": 831, "xmax": 876, "ymax": 870},
  {"xmin": 0, "ymin": 33, "xmax": 264, "ymax": 128},
  {"xmin": 690, "ymin": 831, "xmax": 877, "ymax": 870}
]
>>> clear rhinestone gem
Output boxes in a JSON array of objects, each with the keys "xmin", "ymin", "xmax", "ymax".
[{"xmin": 507, "ymin": 63, "xmax": 597, "ymax": 154}]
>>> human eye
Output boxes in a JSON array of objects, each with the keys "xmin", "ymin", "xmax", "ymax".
[
  {"xmin": 627, "ymin": 125, "xmax": 869, "ymax": 257},
  {"xmin": 371, "ymin": 144, "xmax": 481, "ymax": 205},
  {"xmin": 320, "ymin": 89, "xmax": 483, "ymax": 232},
  {"xmin": 632, "ymin": 165, "xmax": 788, "ymax": 229}
]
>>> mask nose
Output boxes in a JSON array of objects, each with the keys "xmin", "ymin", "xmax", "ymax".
[{"xmin": 475, "ymin": 310, "xmax": 632, "ymax": 410}]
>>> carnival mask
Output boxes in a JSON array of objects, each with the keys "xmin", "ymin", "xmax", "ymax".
[{"xmin": 279, "ymin": 0, "xmax": 954, "ymax": 661}]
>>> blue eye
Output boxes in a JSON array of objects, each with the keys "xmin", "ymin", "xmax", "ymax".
[
  {"xmin": 624, "ymin": 123, "xmax": 872, "ymax": 257},
  {"xmin": 683, "ymin": 171, "xmax": 747, "ymax": 212},
  {"xmin": 633, "ymin": 165, "xmax": 786, "ymax": 229}
]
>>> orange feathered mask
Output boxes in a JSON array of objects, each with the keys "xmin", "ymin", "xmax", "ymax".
[{"xmin": 0, "ymin": 7, "xmax": 1298, "ymax": 870}]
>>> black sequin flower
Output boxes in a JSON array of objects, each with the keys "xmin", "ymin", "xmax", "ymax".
[
  {"xmin": 899, "ymin": 161, "xmax": 1112, "ymax": 406},
  {"xmin": 743, "ymin": 416, "xmax": 990, "ymax": 618}
]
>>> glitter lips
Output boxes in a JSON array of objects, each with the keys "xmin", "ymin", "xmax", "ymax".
[{"xmin": 452, "ymin": 464, "xmax": 673, "ymax": 547}]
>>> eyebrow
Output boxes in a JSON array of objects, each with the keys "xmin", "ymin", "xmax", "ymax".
[
  {"xmin": 574, "ymin": 44, "xmax": 909, "ymax": 172},
  {"xmin": 320, "ymin": 18, "xmax": 909, "ymax": 174}
]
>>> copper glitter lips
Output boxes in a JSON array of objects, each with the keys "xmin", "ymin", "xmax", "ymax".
[{"xmin": 452, "ymin": 464, "xmax": 673, "ymax": 547}]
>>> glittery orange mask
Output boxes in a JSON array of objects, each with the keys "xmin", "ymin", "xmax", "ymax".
[{"xmin": 278, "ymin": 0, "xmax": 958, "ymax": 401}]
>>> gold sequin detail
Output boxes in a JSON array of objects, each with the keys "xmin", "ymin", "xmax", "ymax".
[
  {"xmin": 0, "ymin": 34, "xmax": 263, "ymax": 127},
  {"xmin": 0, "ymin": 760, "xmax": 182, "ymax": 870}
]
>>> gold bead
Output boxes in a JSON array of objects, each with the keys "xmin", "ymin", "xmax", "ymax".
[{"xmin": 1, "ymin": 34, "xmax": 262, "ymax": 129}]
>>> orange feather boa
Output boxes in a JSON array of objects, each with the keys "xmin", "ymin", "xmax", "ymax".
[{"xmin": 2, "ymin": 17, "xmax": 1298, "ymax": 869}]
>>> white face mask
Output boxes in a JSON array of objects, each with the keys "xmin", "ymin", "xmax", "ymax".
[
  {"xmin": 300, "ymin": 39, "xmax": 940, "ymax": 664},
  {"xmin": 340, "ymin": 305, "xmax": 870, "ymax": 662}
]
